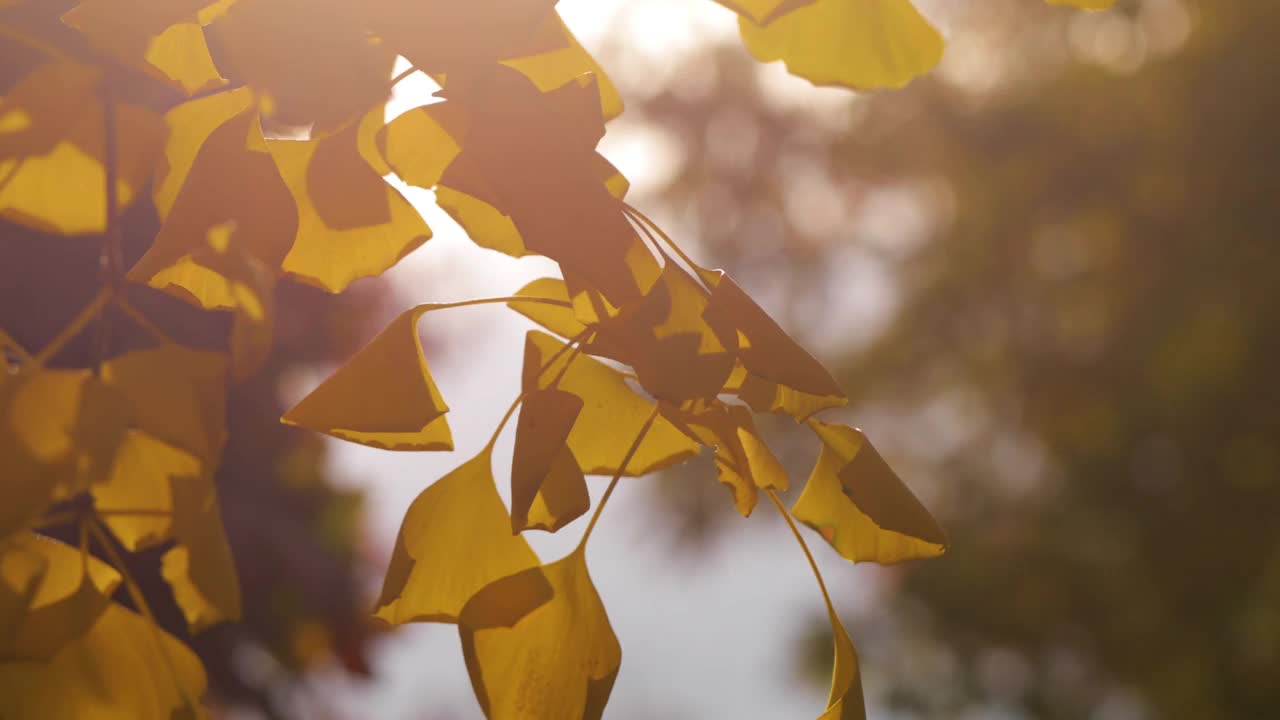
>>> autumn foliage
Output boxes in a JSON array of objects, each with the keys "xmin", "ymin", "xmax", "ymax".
[{"xmin": 0, "ymin": 0, "xmax": 1112, "ymax": 717}]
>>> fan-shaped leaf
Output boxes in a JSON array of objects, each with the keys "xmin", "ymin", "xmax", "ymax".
[
  {"xmin": 282, "ymin": 305, "xmax": 453, "ymax": 450},
  {"xmin": 92, "ymin": 431, "xmax": 199, "ymax": 552},
  {"xmin": 374, "ymin": 450, "xmax": 539, "ymax": 625},
  {"xmin": 270, "ymin": 110, "xmax": 432, "ymax": 293},
  {"xmin": 459, "ymin": 548, "xmax": 620, "ymax": 720},
  {"xmin": 738, "ymin": 0, "xmax": 944, "ymax": 91}
]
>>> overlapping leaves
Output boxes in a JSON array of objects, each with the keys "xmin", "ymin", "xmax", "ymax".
[{"xmin": 1, "ymin": 0, "xmax": 1114, "ymax": 715}]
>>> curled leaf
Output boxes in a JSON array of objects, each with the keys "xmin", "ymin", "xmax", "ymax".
[
  {"xmin": 282, "ymin": 305, "xmax": 453, "ymax": 451},
  {"xmin": 669, "ymin": 402, "xmax": 787, "ymax": 516},
  {"xmin": 793, "ymin": 421, "xmax": 946, "ymax": 564},
  {"xmin": 523, "ymin": 331, "xmax": 700, "ymax": 476},
  {"xmin": 510, "ymin": 388, "xmax": 588, "ymax": 533},
  {"xmin": 374, "ymin": 450, "xmax": 539, "ymax": 625},
  {"xmin": 459, "ymin": 548, "xmax": 621, "ymax": 720},
  {"xmin": 738, "ymin": 0, "xmax": 944, "ymax": 91},
  {"xmin": 713, "ymin": 0, "xmax": 817, "ymax": 26}
]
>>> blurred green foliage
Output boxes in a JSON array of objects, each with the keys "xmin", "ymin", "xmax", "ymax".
[{"xmin": 635, "ymin": 1, "xmax": 1277, "ymax": 717}]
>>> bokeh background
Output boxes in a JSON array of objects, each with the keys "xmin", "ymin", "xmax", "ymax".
[{"xmin": 6, "ymin": 0, "xmax": 1275, "ymax": 718}]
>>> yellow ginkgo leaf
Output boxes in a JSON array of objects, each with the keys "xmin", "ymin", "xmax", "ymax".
[
  {"xmin": 459, "ymin": 547, "xmax": 621, "ymax": 720},
  {"xmin": 0, "ymin": 603, "xmax": 207, "ymax": 720},
  {"xmin": 1, "ymin": 533, "xmax": 121, "ymax": 661},
  {"xmin": 684, "ymin": 266, "xmax": 846, "ymax": 420},
  {"xmin": 131, "ymin": 98, "xmax": 297, "ymax": 287},
  {"xmin": 738, "ymin": 0, "xmax": 944, "ymax": 91},
  {"xmin": 1046, "ymin": 0, "xmax": 1117, "ymax": 8},
  {"xmin": 503, "ymin": 14, "xmax": 624, "ymax": 121},
  {"xmin": 511, "ymin": 388, "xmax": 589, "ymax": 533},
  {"xmin": 670, "ymin": 403, "xmax": 788, "ymax": 516},
  {"xmin": 101, "ymin": 345, "xmax": 228, "ymax": 464},
  {"xmin": 793, "ymin": 421, "xmax": 946, "ymax": 564},
  {"xmin": 817, "ymin": 608, "xmax": 865, "ymax": 720},
  {"xmin": 712, "ymin": 0, "xmax": 817, "ymax": 26},
  {"xmin": 379, "ymin": 102, "xmax": 464, "ymax": 190},
  {"xmin": 523, "ymin": 331, "xmax": 700, "ymax": 476},
  {"xmin": 209, "ymin": 0, "xmax": 395, "ymax": 129},
  {"xmin": 269, "ymin": 109, "xmax": 432, "ymax": 293},
  {"xmin": 151, "ymin": 87, "xmax": 253, "ymax": 220},
  {"xmin": 282, "ymin": 305, "xmax": 453, "ymax": 451},
  {"xmin": 0, "ymin": 538, "xmax": 46, "ymax": 650},
  {"xmin": 0, "ymin": 370, "xmax": 129, "ymax": 538},
  {"xmin": 374, "ymin": 450, "xmax": 539, "ymax": 625},
  {"xmin": 436, "ymin": 184, "xmax": 529, "ymax": 257},
  {"xmin": 92, "ymin": 431, "xmax": 200, "ymax": 552},
  {"xmin": 602, "ymin": 265, "xmax": 739, "ymax": 403},
  {"xmin": 61, "ymin": 0, "xmax": 226, "ymax": 96},
  {"xmin": 162, "ymin": 473, "xmax": 241, "ymax": 633},
  {"xmin": 0, "ymin": 62, "xmax": 165, "ymax": 234},
  {"xmin": 507, "ymin": 277, "xmax": 627, "ymax": 360}
]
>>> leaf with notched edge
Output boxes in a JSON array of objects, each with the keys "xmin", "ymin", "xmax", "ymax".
[
  {"xmin": 282, "ymin": 305, "xmax": 453, "ymax": 451},
  {"xmin": 794, "ymin": 421, "xmax": 946, "ymax": 565}
]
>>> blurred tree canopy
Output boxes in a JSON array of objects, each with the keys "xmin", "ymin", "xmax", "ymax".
[{"xmin": 634, "ymin": 1, "xmax": 1277, "ymax": 717}]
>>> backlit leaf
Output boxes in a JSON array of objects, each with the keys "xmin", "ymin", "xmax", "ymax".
[
  {"xmin": 0, "ymin": 62, "xmax": 164, "ymax": 234},
  {"xmin": 62, "ymin": 0, "xmax": 226, "ymax": 96},
  {"xmin": 0, "ymin": 603, "xmax": 207, "ymax": 719},
  {"xmin": 712, "ymin": 0, "xmax": 817, "ymax": 26},
  {"xmin": 0, "ymin": 533, "xmax": 121, "ymax": 661},
  {"xmin": 282, "ymin": 305, "xmax": 453, "ymax": 451},
  {"xmin": 817, "ymin": 608, "xmax": 865, "ymax": 720},
  {"xmin": 459, "ymin": 548, "xmax": 620, "ymax": 720},
  {"xmin": 0, "ymin": 370, "xmax": 129, "ymax": 538},
  {"xmin": 601, "ymin": 265, "xmax": 738, "ymax": 403},
  {"xmin": 510, "ymin": 388, "xmax": 588, "ymax": 533},
  {"xmin": 92, "ymin": 431, "xmax": 200, "ymax": 552},
  {"xmin": 101, "ymin": 345, "xmax": 229, "ymax": 464},
  {"xmin": 162, "ymin": 473, "xmax": 241, "ymax": 633},
  {"xmin": 793, "ymin": 421, "xmax": 946, "ymax": 564},
  {"xmin": 209, "ymin": 0, "xmax": 395, "ymax": 129},
  {"xmin": 269, "ymin": 110, "xmax": 432, "ymax": 293},
  {"xmin": 131, "ymin": 95, "xmax": 297, "ymax": 288},
  {"xmin": 503, "ymin": 14, "xmax": 624, "ymax": 120},
  {"xmin": 523, "ymin": 331, "xmax": 700, "ymax": 476},
  {"xmin": 697, "ymin": 267, "xmax": 845, "ymax": 416},
  {"xmin": 1046, "ymin": 0, "xmax": 1117, "ymax": 8},
  {"xmin": 669, "ymin": 402, "xmax": 788, "ymax": 516},
  {"xmin": 379, "ymin": 103, "xmax": 463, "ymax": 190},
  {"xmin": 738, "ymin": 0, "xmax": 944, "ymax": 90},
  {"xmin": 374, "ymin": 450, "xmax": 539, "ymax": 625}
]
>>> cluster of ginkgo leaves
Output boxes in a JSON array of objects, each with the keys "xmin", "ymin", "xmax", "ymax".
[{"xmin": 0, "ymin": 0, "xmax": 1113, "ymax": 718}]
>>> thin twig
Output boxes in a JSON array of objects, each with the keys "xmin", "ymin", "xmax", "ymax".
[{"xmin": 576, "ymin": 404, "xmax": 662, "ymax": 552}]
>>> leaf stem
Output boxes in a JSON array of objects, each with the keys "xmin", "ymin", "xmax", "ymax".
[
  {"xmin": 32, "ymin": 288, "xmax": 111, "ymax": 366},
  {"xmin": 481, "ymin": 329, "xmax": 589, "ymax": 454},
  {"xmin": 623, "ymin": 205, "xmax": 702, "ymax": 277},
  {"xmin": 575, "ymin": 403, "xmax": 662, "ymax": 553},
  {"xmin": 765, "ymin": 488, "xmax": 836, "ymax": 613},
  {"xmin": 114, "ymin": 295, "xmax": 177, "ymax": 346},
  {"xmin": 1, "ymin": 329, "xmax": 34, "ymax": 365},
  {"xmin": 418, "ymin": 295, "xmax": 573, "ymax": 314}
]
